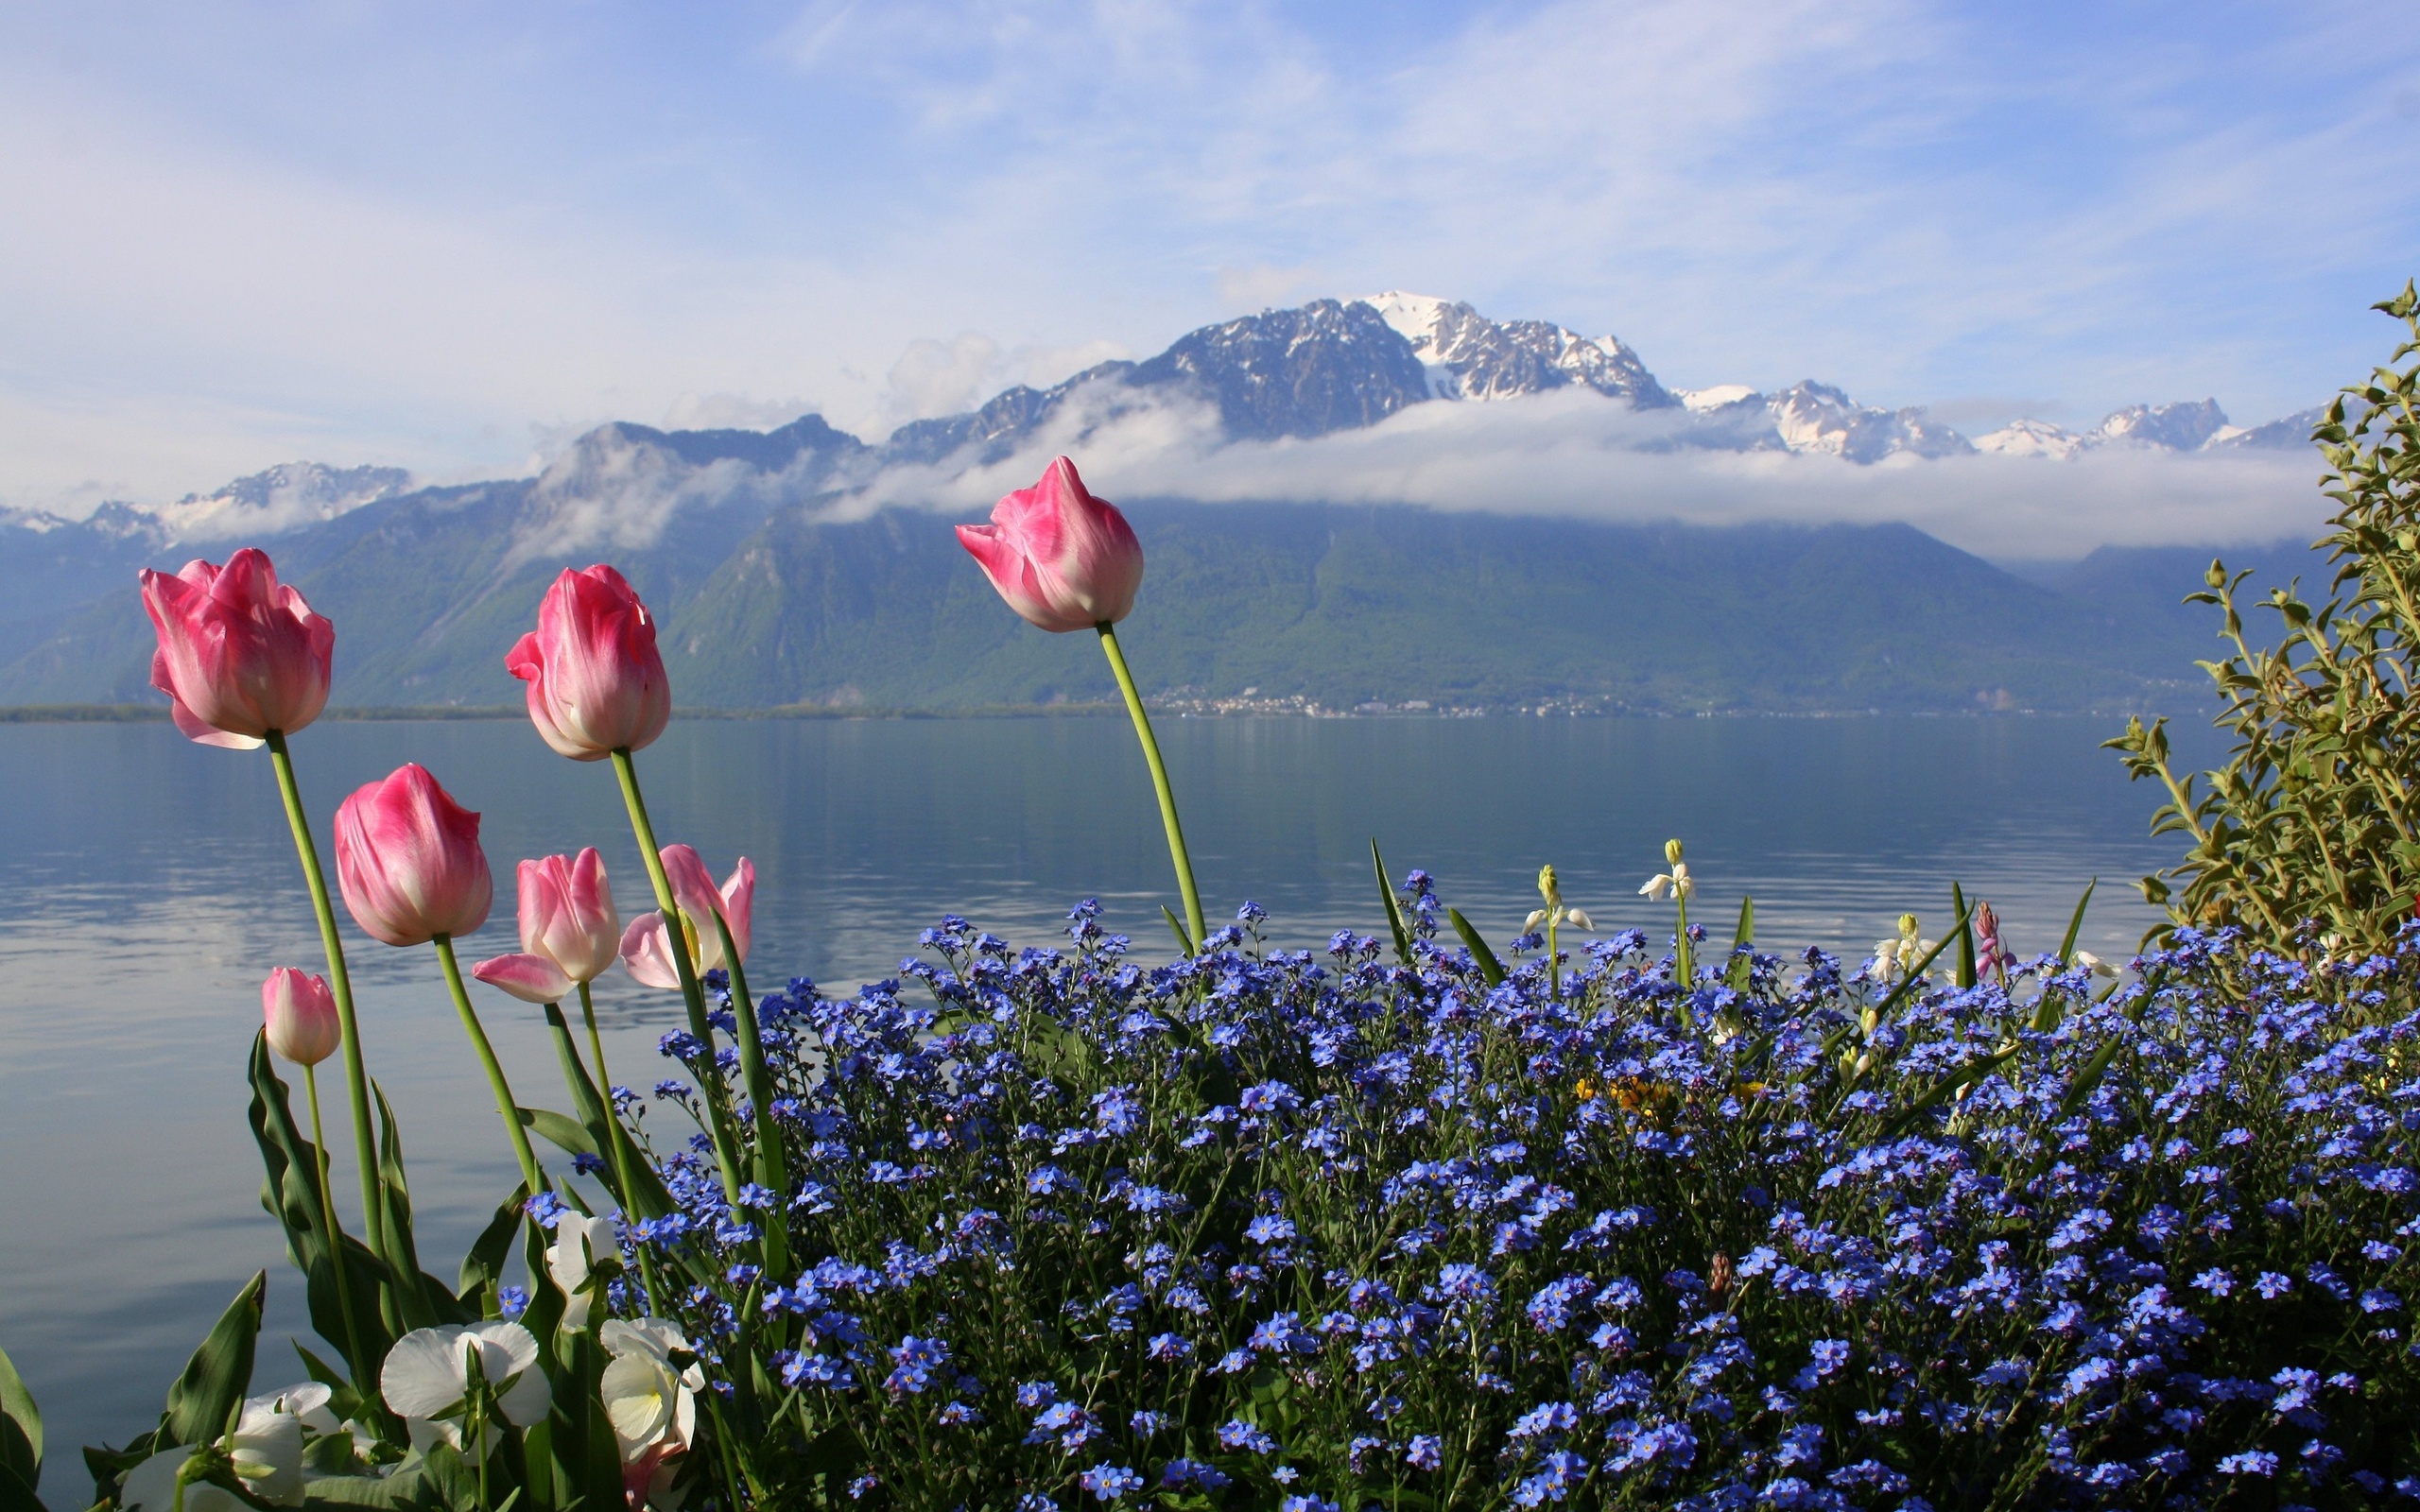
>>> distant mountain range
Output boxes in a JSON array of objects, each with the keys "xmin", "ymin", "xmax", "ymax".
[{"xmin": 0, "ymin": 292, "xmax": 2325, "ymax": 713}]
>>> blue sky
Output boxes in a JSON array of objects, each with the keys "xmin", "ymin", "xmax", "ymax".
[{"xmin": 3, "ymin": 0, "xmax": 2415, "ymax": 510}]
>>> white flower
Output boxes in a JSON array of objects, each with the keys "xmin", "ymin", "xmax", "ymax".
[
  {"xmin": 226, "ymin": 1401, "xmax": 307, "ymax": 1506},
  {"xmin": 1639, "ymin": 863, "xmax": 1693, "ymax": 901},
  {"xmin": 600, "ymin": 1320, "xmax": 702, "ymax": 1453},
  {"xmin": 2074, "ymin": 951, "xmax": 2118, "ymax": 978},
  {"xmin": 381, "ymin": 1322, "xmax": 552, "ymax": 1461},
  {"xmin": 120, "ymin": 1448, "xmax": 245, "ymax": 1512},
  {"xmin": 1522, "ymin": 906, "xmax": 1595, "ymax": 933},
  {"xmin": 546, "ymin": 1211, "xmax": 616, "ymax": 1332}
]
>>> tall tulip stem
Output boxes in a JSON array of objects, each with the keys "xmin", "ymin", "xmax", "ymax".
[
  {"xmin": 609, "ymin": 747, "xmax": 747, "ymax": 1203},
  {"xmin": 1097, "ymin": 623, "xmax": 1204, "ymax": 951},
  {"xmin": 431, "ymin": 935, "xmax": 547, "ymax": 1196},
  {"xmin": 265, "ymin": 730, "xmax": 386, "ymax": 1259},
  {"xmin": 303, "ymin": 1063, "xmax": 372, "ymax": 1395}
]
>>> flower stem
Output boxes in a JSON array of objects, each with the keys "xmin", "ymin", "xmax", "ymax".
[
  {"xmin": 608, "ymin": 747, "xmax": 746, "ymax": 1203},
  {"xmin": 265, "ymin": 731, "xmax": 386, "ymax": 1261},
  {"xmin": 432, "ymin": 935, "xmax": 546, "ymax": 1195},
  {"xmin": 712, "ymin": 915, "xmax": 790, "ymax": 1275},
  {"xmin": 578, "ymin": 980, "xmax": 667, "ymax": 1311},
  {"xmin": 304, "ymin": 1064, "xmax": 374, "ymax": 1396},
  {"xmin": 1096, "ymin": 622, "xmax": 1204, "ymax": 951}
]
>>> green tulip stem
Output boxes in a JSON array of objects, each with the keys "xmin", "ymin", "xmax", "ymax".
[
  {"xmin": 265, "ymin": 730, "xmax": 386, "ymax": 1260},
  {"xmin": 609, "ymin": 747, "xmax": 747, "ymax": 1204},
  {"xmin": 1097, "ymin": 622, "xmax": 1205, "ymax": 951},
  {"xmin": 711, "ymin": 913, "xmax": 790, "ymax": 1274},
  {"xmin": 431, "ymin": 935, "xmax": 546, "ymax": 1196},
  {"xmin": 302, "ymin": 1062, "xmax": 373, "ymax": 1396},
  {"xmin": 575, "ymin": 981, "xmax": 670, "ymax": 1313}
]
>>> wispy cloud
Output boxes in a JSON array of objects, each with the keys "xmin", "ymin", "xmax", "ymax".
[{"xmin": 0, "ymin": 0, "xmax": 2411, "ymax": 520}]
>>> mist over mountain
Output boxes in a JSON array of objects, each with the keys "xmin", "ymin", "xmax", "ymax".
[{"xmin": 0, "ymin": 292, "xmax": 2331, "ymax": 713}]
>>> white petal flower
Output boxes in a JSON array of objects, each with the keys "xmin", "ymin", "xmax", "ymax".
[
  {"xmin": 1669, "ymin": 863, "xmax": 1694, "ymax": 900},
  {"xmin": 121, "ymin": 1448, "xmax": 246, "ymax": 1512},
  {"xmin": 546, "ymin": 1211, "xmax": 615, "ymax": 1332},
  {"xmin": 381, "ymin": 1321, "xmax": 552, "ymax": 1460},
  {"xmin": 1564, "ymin": 909, "xmax": 1595, "ymax": 932},
  {"xmin": 2075, "ymin": 951, "xmax": 2118, "ymax": 978},
  {"xmin": 228, "ymin": 1403, "xmax": 307, "ymax": 1506},
  {"xmin": 247, "ymin": 1383, "xmax": 339, "ymax": 1437},
  {"xmin": 601, "ymin": 1319, "xmax": 701, "ymax": 1454},
  {"xmin": 1523, "ymin": 909, "xmax": 1547, "ymax": 929},
  {"xmin": 600, "ymin": 1354, "xmax": 678, "ymax": 1461},
  {"xmin": 1640, "ymin": 876, "xmax": 1670, "ymax": 900}
]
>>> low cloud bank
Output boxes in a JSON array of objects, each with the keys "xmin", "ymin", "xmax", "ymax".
[{"xmin": 842, "ymin": 386, "xmax": 2331, "ymax": 562}]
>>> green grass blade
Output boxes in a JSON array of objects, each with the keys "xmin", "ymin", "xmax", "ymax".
[
  {"xmin": 1951, "ymin": 883, "xmax": 1978, "ymax": 989},
  {"xmin": 164, "ymin": 1272, "xmax": 265, "ymax": 1449},
  {"xmin": 0, "ymin": 1343, "xmax": 40, "ymax": 1496},
  {"xmin": 1448, "ymin": 908, "xmax": 1506, "ymax": 987},
  {"xmin": 1162, "ymin": 906, "xmax": 1195, "ymax": 956},
  {"xmin": 2058, "ymin": 879, "xmax": 2098, "ymax": 962},
  {"xmin": 1879, "ymin": 1043, "xmax": 2020, "ymax": 1138},
  {"xmin": 1725, "ymin": 896, "xmax": 1755, "ymax": 990},
  {"xmin": 1372, "ymin": 840, "xmax": 1413, "ymax": 965}
]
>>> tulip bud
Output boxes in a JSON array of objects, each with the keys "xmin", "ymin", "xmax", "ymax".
[
  {"xmin": 1664, "ymin": 838, "xmax": 1684, "ymax": 866},
  {"xmin": 955, "ymin": 456, "xmax": 1145, "ymax": 632},
  {"xmin": 138, "ymin": 548, "xmax": 334, "ymax": 749},
  {"xmin": 262, "ymin": 968, "xmax": 340, "ymax": 1066},
  {"xmin": 334, "ymin": 765, "xmax": 493, "ymax": 947},
  {"xmin": 473, "ymin": 849, "xmax": 623, "ymax": 1005},
  {"xmin": 506, "ymin": 566, "xmax": 673, "ymax": 761}
]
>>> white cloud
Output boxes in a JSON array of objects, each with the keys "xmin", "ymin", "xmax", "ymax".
[{"xmin": 836, "ymin": 384, "xmax": 2331, "ymax": 560}]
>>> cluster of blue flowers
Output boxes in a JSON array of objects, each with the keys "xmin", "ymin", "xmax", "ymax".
[{"xmin": 613, "ymin": 882, "xmax": 2419, "ymax": 1509}]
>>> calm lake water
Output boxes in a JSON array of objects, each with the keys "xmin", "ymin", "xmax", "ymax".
[{"xmin": 0, "ymin": 713, "xmax": 2218, "ymax": 1462}]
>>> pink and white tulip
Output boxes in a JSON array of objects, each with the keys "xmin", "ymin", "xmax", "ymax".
[
  {"xmin": 955, "ymin": 456, "xmax": 1144, "ymax": 632},
  {"xmin": 618, "ymin": 846, "xmax": 753, "ymax": 990},
  {"xmin": 472, "ymin": 849, "xmax": 623, "ymax": 1005},
  {"xmin": 138, "ymin": 548, "xmax": 334, "ymax": 749},
  {"xmin": 333, "ymin": 765, "xmax": 493, "ymax": 947},
  {"xmin": 505, "ymin": 565, "xmax": 672, "ymax": 761},
  {"xmin": 262, "ymin": 967, "xmax": 340, "ymax": 1066}
]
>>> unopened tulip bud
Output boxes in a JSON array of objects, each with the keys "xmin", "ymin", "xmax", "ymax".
[
  {"xmin": 505, "ymin": 565, "xmax": 673, "ymax": 761},
  {"xmin": 334, "ymin": 765, "xmax": 493, "ymax": 947},
  {"xmin": 955, "ymin": 456, "xmax": 1145, "ymax": 632},
  {"xmin": 263, "ymin": 968, "xmax": 340, "ymax": 1066}
]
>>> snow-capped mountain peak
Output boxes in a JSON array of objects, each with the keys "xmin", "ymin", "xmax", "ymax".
[
  {"xmin": 155, "ymin": 462, "xmax": 412, "ymax": 541},
  {"xmin": 1349, "ymin": 291, "xmax": 1672, "ymax": 408}
]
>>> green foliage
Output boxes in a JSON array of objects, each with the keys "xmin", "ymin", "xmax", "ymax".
[
  {"xmin": 0, "ymin": 1345, "xmax": 43, "ymax": 1512},
  {"xmin": 2110, "ymin": 283, "xmax": 2420, "ymax": 953}
]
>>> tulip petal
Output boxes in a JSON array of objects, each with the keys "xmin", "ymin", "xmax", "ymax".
[
  {"xmin": 471, "ymin": 953, "xmax": 575, "ymax": 1005},
  {"xmin": 618, "ymin": 914, "xmax": 686, "ymax": 990}
]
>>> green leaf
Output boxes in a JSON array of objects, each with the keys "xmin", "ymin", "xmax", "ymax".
[
  {"xmin": 1724, "ymin": 896, "xmax": 1755, "ymax": 991},
  {"xmin": 2058, "ymin": 1036, "xmax": 2128, "ymax": 1122},
  {"xmin": 0, "ymin": 1343, "xmax": 41, "ymax": 1495},
  {"xmin": 1446, "ymin": 908, "xmax": 1505, "ymax": 987},
  {"xmin": 1951, "ymin": 883, "xmax": 1978, "ymax": 990},
  {"xmin": 1371, "ymin": 840, "xmax": 1412, "ymax": 965},
  {"xmin": 1879, "ymin": 1044, "xmax": 2020, "ymax": 1138},
  {"xmin": 373, "ymin": 1085, "xmax": 470, "ymax": 1330},
  {"xmin": 518, "ymin": 1108, "xmax": 600, "ymax": 1161},
  {"xmin": 457, "ymin": 1187, "xmax": 532, "ymax": 1313},
  {"xmin": 1160, "ymin": 905, "xmax": 1194, "ymax": 956},
  {"xmin": 540, "ymin": 1004, "xmax": 614, "ymax": 1157},
  {"xmin": 247, "ymin": 1037, "xmax": 398, "ymax": 1388},
  {"xmin": 2057, "ymin": 879, "xmax": 2097, "ymax": 963},
  {"xmin": 0, "ymin": 1459, "xmax": 45, "ymax": 1512},
  {"xmin": 303, "ymin": 1465, "xmax": 431, "ymax": 1510},
  {"xmin": 164, "ymin": 1272, "xmax": 266, "ymax": 1449}
]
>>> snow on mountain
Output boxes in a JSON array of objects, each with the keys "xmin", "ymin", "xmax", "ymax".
[
  {"xmin": 1677, "ymin": 385, "xmax": 1758, "ymax": 414},
  {"xmin": 1355, "ymin": 291, "xmax": 1671, "ymax": 408},
  {"xmin": 1763, "ymin": 382, "xmax": 1972, "ymax": 462},
  {"xmin": 155, "ymin": 462, "xmax": 413, "ymax": 541},
  {"xmin": 2093, "ymin": 400, "xmax": 2228, "ymax": 453},
  {"xmin": 1975, "ymin": 419, "xmax": 2087, "ymax": 459}
]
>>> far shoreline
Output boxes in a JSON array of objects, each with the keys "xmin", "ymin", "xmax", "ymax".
[{"xmin": 0, "ymin": 701, "xmax": 2176, "ymax": 724}]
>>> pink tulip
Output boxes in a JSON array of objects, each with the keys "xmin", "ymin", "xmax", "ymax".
[
  {"xmin": 505, "ymin": 565, "xmax": 673, "ymax": 761},
  {"xmin": 955, "ymin": 456, "xmax": 1144, "ymax": 632},
  {"xmin": 333, "ymin": 764, "xmax": 493, "ymax": 947},
  {"xmin": 619, "ymin": 846, "xmax": 753, "ymax": 990},
  {"xmin": 472, "ymin": 849, "xmax": 623, "ymax": 1005},
  {"xmin": 262, "ymin": 967, "xmax": 341, "ymax": 1066},
  {"xmin": 138, "ymin": 548, "xmax": 335, "ymax": 749}
]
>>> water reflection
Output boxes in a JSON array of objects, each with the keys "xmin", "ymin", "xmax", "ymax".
[{"xmin": 0, "ymin": 713, "xmax": 2210, "ymax": 1458}]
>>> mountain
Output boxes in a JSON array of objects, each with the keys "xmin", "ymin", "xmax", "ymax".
[
  {"xmin": 0, "ymin": 290, "xmax": 2325, "ymax": 713},
  {"xmin": 0, "ymin": 484, "xmax": 2233, "ymax": 715}
]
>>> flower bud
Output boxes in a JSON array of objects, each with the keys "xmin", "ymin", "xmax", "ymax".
[
  {"xmin": 955, "ymin": 456, "xmax": 1145, "ymax": 632},
  {"xmin": 1536, "ymin": 864, "xmax": 1560, "ymax": 907},
  {"xmin": 505, "ymin": 565, "xmax": 672, "ymax": 761},
  {"xmin": 138, "ymin": 548, "xmax": 334, "ymax": 749},
  {"xmin": 262, "ymin": 968, "xmax": 340, "ymax": 1066},
  {"xmin": 1664, "ymin": 838, "xmax": 1684, "ymax": 866},
  {"xmin": 334, "ymin": 765, "xmax": 493, "ymax": 947}
]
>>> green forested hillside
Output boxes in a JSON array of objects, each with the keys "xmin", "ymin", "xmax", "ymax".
[{"xmin": 0, "ymin": 491, "xmax": 2241, "ymax": 713}]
